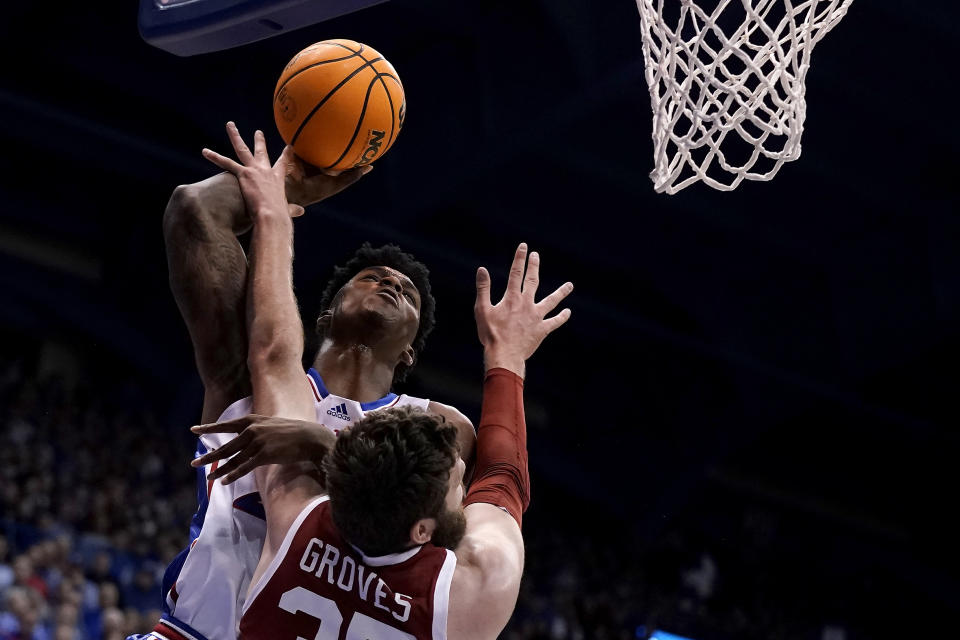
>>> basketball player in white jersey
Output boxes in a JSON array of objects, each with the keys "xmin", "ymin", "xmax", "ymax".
[
  {"xmin": 137, "ymin": 123, "xmax": 474, "ymax": 640},
  {"xmin": 206, "ymin": 126, "xmax": 572, "ymax": 639}
]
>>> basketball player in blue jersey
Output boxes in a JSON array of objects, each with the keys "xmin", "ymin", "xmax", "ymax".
[
  {"xmin": 138, "ymin": 122, "xmax": 474, "ymax": 640},
  {"xmin": 207, "ymin": 126, "xmax": 572, "ymax": 640}
]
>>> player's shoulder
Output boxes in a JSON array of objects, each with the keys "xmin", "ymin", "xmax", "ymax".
[
  {"xmin": 426, "ymin": 400, "xmax": 473, "ymax": 429},
  {"xmin": 426, "ymin": 401, "xmax": 476, "ymax": 470}
]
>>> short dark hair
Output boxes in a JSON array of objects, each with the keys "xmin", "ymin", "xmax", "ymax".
[
  {"xmin": 317, "ymin": 243, "xmax": 436, "ymax": 385},
  {"xmin": 323, "ymin": 406, "xmax": 458, "ymax": 557}
]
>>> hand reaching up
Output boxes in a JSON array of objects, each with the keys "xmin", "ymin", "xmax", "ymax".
[
  {"xmin": 202, "ymin": 122, "xmax": 300, "ymax": 219},
  {"xmin": 474, "ymin": 243, "xmax": 573, "ymax": 378}
]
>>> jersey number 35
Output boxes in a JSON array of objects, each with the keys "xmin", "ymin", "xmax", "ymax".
[{"xmin": 279, "ymin": 587, "xmax": 416, "ymax": 640}]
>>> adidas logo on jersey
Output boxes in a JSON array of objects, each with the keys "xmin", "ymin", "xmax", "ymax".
[{"xmin": 326, "ymin": 403, "xmax": 350, "ymax": 420}]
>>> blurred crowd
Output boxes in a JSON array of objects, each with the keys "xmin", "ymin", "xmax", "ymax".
[
  {"xmin": 507, "ymin": 501, "xmax": 855, "ymax": 640},
  {"xmin": 0, "ymin": 342, "xmax": 852, "ymax": 640},
  {"xmin": 0, "ymin": 346, "xmax": 193, "ymax": 640}
]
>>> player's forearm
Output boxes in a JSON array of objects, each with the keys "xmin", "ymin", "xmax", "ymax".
[
  {"xmin": 164, "ymin": 181, "xmax": 250, "ymax": 394},
  {"xmin": 463, "ymin": 368, "xmax": 530, "ymax": 527},
  {"xmin": 246, "ymin": 212, "xmax": 304, "ymax": 374},
  {"xmin": 170, "ymin": 168, "xmax": 320, "ymax": 231},
  {"xmin": 245, "ymin": 210, "xmax": 319, "ymax": 541}
]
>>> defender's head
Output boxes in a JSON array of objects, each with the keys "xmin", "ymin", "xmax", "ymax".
[
  {"xmin": 323, "ymin": 406, "xmax": 466, "ymax": 556},
  {"xmin": 316, "ymin": 243, "xmax": 436, "ymax": 385}
]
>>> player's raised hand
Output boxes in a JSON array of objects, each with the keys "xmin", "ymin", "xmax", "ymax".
[
  {"xmin": 284, "ymin": 154, "xmax": 373, "ymax": 208},
  {"xmin": 190, "ymin": 415, "xmax": 336, "ymax": 485},
  {"xmin": 474, "ymin": 243, "xmax": 573, "ymax": 378},
  {"xmin": 202, "ymin": 122, "xmax": 300, "ymax": 219}
]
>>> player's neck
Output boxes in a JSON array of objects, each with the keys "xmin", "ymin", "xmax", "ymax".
[{"xmin": 311, "ymin": 340, "xmax": 397, "ymax": 403}]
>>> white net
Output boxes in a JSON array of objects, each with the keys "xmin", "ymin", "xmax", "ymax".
[{"xmin": 636, "ymin": 0, "xmax": 854, "ymax": 194}]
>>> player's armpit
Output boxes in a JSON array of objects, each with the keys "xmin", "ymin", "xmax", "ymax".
[
  {"xmin": 164, "ymin": 178, "xmax": 251, "ymax": 421},
  {"xmin": 427, "ymin": 400, "xmax": 477, "ymax": 484},
  {"xmin": 448, "ymin": 503, "xmax": 524, "ymax": 639}
]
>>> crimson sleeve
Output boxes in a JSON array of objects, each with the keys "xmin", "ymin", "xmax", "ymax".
[{"xmin": 463, "ymin": 367, "xmax": 529, "ymax": 528}]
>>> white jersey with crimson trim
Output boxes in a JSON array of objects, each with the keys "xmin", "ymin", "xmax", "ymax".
[
  {"xmin": 238, "ymin": 495, "xmax": 457, "ymax": 640},
  {"xmin": 153, "ymin": 369, "xmax": 429, "ymax": 640}
]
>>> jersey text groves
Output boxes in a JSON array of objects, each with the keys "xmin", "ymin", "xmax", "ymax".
[{"xmin": 298, "ymin": 538, "xmax": 412, "ymax": 622}]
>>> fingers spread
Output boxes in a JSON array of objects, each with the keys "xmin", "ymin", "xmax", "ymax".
[
  {"xmin": 536, "ymin": 281, "xmax": 574, "ymax": 315},
  {"xmin": 254, "ymin": 130, "xmax": 268, "ymax": 160},
  {"xmin": 191, "ymin": 431, "xmax": 249, "ymax": 467},
  {"xmin": 207, "ymin": 446, "xmax": 254, "ymax": 480},
  {"xmin": 221, "ymin": 457, "xmax": 260, "ymax": 485},
  {"xmin": 201, "ymin": 148, "xmax": 242, "ymax": 174},
  {"xmin": 542, "ymin": 307, "xmax": 572, "ymax": 334},
  {"xmin": 475, "ymin": 266, "xmax": 492, "ymax": 309},
  {"xmin": 226, "ymin": 122, "xmax": 253, "ymax": 163},
  {"xmin": 524, "ymin": 251, "xmax": 540, "ymax": 299},
  {"xmin": 190, "ymin": 416, "xmax": 251, "ymax": 434},
  {"xmin": 505, "ymin": 243, "xmax": 528, "ymax": 296}
]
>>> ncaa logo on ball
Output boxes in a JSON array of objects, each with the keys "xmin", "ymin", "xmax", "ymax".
[
  {"xmin": 355, "ymin": 129, "xmax": 385, "ymax": 166},
  {"xmin": 276, "ymin": 87, "xmax": 298, "ymax": 122}
]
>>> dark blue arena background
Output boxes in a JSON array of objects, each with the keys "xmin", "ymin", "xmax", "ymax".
[{"xmin": 0, "ymin": 2, "xmax": 957, "ymax": 639}]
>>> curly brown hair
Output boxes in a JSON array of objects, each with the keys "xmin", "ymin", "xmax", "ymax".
[{"xmin": 322, "ymin": 406, "xmax": 458, "ymax": 556}]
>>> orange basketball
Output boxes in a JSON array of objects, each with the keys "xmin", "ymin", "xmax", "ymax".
[{"xmin": 273, "ymin": 39, "xmax": 406, "ymax": 171}]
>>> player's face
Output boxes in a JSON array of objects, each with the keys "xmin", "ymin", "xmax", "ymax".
[
  {"xmin": 431, "ymin": 457, "xmax": 467, "ymax": 551},
  {"xmin": 336, "ymin": 266, "xmax": 421, "ymax": 340}
]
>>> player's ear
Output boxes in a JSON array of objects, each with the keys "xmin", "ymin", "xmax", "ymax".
[
  {"xmin": 400, "ymin": 345, "xmax": 415, "ymax": 368},
  {"xmin": 316, "ymin": 311, "xmax": 333, "ymax": 335},
  {"xmin": 410, "ymin": 517, "xmax": 435, "ymax": 545}
]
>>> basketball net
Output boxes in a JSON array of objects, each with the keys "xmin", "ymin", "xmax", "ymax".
[{"xmin": 636, "ymin": 0, "xmax": 854, "ymax": 193}]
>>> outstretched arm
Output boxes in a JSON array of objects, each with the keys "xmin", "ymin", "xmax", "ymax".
[
  {"xmin": 202, "ymin": 123, "xmax": 322, "ymax": 550},
  {"xmin": 164, "ymin": 173, "xmax": 253, "ymax": 423},
  {"xmin": 449, "ymin": 244, "xmax": 574, "ymax": 639},
  {"xmin": 165, "ymin": 134, "xmax": 368, "ymax": 424}
]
